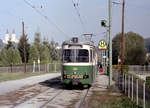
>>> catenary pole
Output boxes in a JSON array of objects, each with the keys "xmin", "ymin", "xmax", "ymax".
[{"xmin": 108, "ymin": 0, "xmax": 112, "ymax": 86}]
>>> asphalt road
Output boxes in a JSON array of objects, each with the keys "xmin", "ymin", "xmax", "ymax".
[{"xmin": 0, "ymin": 73, "xmax": 61, "ymax": 95}]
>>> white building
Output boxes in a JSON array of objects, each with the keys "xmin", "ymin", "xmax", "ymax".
[{"xmin": 3, "ymin": 29, "xmax": 19, "ymax": 44}]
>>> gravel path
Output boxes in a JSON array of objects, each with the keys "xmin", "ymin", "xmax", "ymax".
[{"xmin": 0, "ymin": 73, "xmax": 60, "ymax": 95}]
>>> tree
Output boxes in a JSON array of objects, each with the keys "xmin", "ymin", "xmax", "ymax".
[
  {"xmin": 18, "ymin": 35, "xmax": 30, "ymax": 63},
  {"xmin": 0, "ymin": 49, "xmax": 8, "ymax": 66},
  {"xmin": 49, "ymin": 40, "xmax": 58, "ymax": 60},
  {"xmin": 34, "ymin": 31, "xmax": 41, "ymax": 51},
  {"xmin": 43, "ymin": 37, "xmax": 49, "ymax": 48},
  {"xmin": 0, "ymin": 48, "xmax": 22, "ymax": 72},
  {"xmin": 5, "ymin": 38, "xmax": 14, "ymax": 50},
  {"xmin": 112, "ymin": 32, "xmax": 146, "ymax": 65},
  {"xmin": 39, "ymin": 45, "xmax": 50, "ymax": 62},
  {"xmin": 28, "ymin": 45, "xmax": 39, "ymax": 63},
  {"xmin": 13, "ymin": 49, "xmax": 22, "ymax": 65}
]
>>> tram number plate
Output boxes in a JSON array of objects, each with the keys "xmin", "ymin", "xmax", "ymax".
[{"xmin": 67, "ymin": 75, "xmax": 83, "ymax": 79}]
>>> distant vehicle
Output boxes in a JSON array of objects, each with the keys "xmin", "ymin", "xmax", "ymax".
[{"xmin": 61, "ymin": 37, "xmax": 98, "ymax": 87}]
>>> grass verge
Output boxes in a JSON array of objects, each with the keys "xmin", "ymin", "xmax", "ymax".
[
  {"xmin": 0, "ymin": 72, "xmax": 48, "ymax": 82},
  {"xmin": 83, "ymin": 89, "xmax": 140, "ymax": 108}
]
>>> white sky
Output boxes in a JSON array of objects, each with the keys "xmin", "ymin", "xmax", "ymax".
[{"xmin": 0, "ymin": 0, "xmax": 150, "ymax": 45}]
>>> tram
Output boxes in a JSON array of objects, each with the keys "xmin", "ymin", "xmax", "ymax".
[{"xmin": 61, "ymin": 37, "xmax": 98, "ymax": 86}]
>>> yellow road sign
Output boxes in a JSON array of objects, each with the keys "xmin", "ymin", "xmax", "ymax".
[{"xmin": 98, "ymin": 40, "xmax": 107, "ymax": 50}]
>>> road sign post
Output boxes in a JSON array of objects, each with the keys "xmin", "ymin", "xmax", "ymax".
[{"xmin": 98, "ymin": 40, "xmax": 107, "ymax": 74}]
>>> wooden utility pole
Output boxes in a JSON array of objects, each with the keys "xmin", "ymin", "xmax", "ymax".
[
  {"xmin": 22, "ymin": 21, "xmax": 26, "ymax": 73},
  {"xmin": 121, "ymin": 0, "xmax": 125, "ymax": 72}
]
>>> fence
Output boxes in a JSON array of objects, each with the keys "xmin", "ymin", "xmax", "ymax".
[
  {"xmin": 128, "ymin": 65, "xmax": 150, "ymax": 74},
  {"xmin": 113, "ymin": 68, "xmax": 150, "ymax": 108},
  {"xmin": 0, "ymin": 63, "xmax": 62, "ymax": 73}
]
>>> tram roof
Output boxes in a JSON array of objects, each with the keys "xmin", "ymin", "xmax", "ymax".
[{"xmin": 62, "ymin": 40, "xmax": 94, "ymax": 46}]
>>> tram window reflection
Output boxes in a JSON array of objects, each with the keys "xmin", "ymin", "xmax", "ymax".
[{"xmin": 63, "ymin": 49, "xmax": 89, "ymax": 63}]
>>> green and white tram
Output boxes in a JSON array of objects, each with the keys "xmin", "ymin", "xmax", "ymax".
[{"xmin": 61, "ymin": 37, "xmax": 98, "ymax": 86}]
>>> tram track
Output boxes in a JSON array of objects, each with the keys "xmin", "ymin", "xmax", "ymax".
[
  {"xmin": 12, "ymin": 77, "xmax": 62, "ymax": 108},
  {"xmin": 10, "ymin": 87, "xmax": 51, "ymax": 108},
  {"xmin": 0, "ymin": 75, "xmax": 92, "ymax": 108},
  {"xmin": 39, "ymin": 90, "xmax": 64, "ymax": 108},
  {"xmin": 77, "ymin": 88, "xmax": 90, "ymax": 108}
]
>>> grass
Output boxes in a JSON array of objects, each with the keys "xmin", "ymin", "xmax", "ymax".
[
  {"xmin": 0, "ymin": 72, "xmax": 48, "ymax": 82},
  {"xmin": 83, "ymin": 89, "xmax": 140, "ymax": 108}
]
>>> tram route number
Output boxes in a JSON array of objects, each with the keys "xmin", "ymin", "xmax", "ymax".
[{"xmin": 67, "ymin": 75, "xmax": 83, "ymax": 79}]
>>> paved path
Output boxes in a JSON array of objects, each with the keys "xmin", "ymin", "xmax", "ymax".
[{"xmin": 0, "ymin": 73, "xmax": 60, "ymax": 95}]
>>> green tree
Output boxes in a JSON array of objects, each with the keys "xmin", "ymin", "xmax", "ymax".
[
  {"xmin": 112, "ymin": 32, "xmax": 146, "ymax": 65},
  {"xmin": 13, "ymin": 49, "xmax": 22, "ymax": 65},
  {"xmin": 43, "ymin": 37, "xmax": 49, "ymax": 48},
  {"xmin": 39, "ymin": 45, "xmax": 50, "ymax": 62},
  {"xmin": 28, "ymin": 45, "xmax": 39, "ymax": 63},
  {"xmin": 18, "ymin": 35, "xmax": 30, "ymax": 63},
  {"xmin": 0, "ymin": 48, "xmax": 22, "ymax": 72},
  {"xmin": 0, "ymin": 49, "xmax": 8, "ymax": 66},
  {"xmin": 34, "ymin": 31, "xmax": 41, "ymax": 51},
  {"xmin": 49, "ymin": 40, "xmax": 59, "ymax": 60},
  {"xmin": 5, "ymin": 38, "xmax": 14, "ymax": 50}
]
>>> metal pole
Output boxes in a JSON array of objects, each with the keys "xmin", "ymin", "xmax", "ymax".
[
  {"xmin": 125, "ymin": 74, "xmax": 126, "ymax": 94},
  {"xmin": 128, "ymin": 75, "xmax": 130, "ymax": 98},
  {"xmin": 108, "ymin": 0, "xmax": 112, "ymax": 86},
  {"xmin": 38, "ymin": 63, "xmax": 40, "ymax": 72},
  {"xmin": 122, "ymin": 72, "xmax": 124, "ymax": 91},
  {"xmin": 121, "ymin": 0, "xmax": 125, "ymax": 73},
  {"xmin": 54, "ymin": 63, "xmax": 56, "ymax": 72},
  {"xmin": 22, "ymin": 21, "xmax": 26, "ymax": 73},
  {"xmin": 33, "ymin": 61, "xmax": 35, "ymax": 73},
  {"xmin": 143, "ymin": 81, "xmax": 145, "ymax": 108},
  {"xmin": 132, "ymin": 76, "xmax": 133, "ymax": 101},
  {"xmin": 136, "ymin": 78, "xmax": 138, "ymax": 105}
]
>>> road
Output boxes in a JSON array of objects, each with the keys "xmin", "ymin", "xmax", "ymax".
[
  {"xmin": 0, "ymin": 73, "xmax": 110, "ymax": 108},
  {"xmin": 0, "ymin": 73, "xmax": 60, "ymax": 95}
]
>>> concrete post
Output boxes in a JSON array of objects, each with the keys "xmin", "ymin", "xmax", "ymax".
[
  {"xmin": 54, "ymin": 63, "xmax": 56, "ymax": 72},
  {"xmin": 33, "ymin": 61, "xmax": 35, "ymax": 73},
  {"xmin": 131, "ymin": 76, "xmax": 133, "ymax": 101},
  {"xmin": 136, "ymin": 78, "xmax": 138, "ymax": 105},
  {"xmin": 128, "ymin": 75, "xmax": 130, "ymax": 98},
  {"xmin": 143, "ymin": 81, "xmax": 145, "ymax": 108},
  {"xmin": 125, "ymin": 74, "xmax": 126, "ymax": 94},
  {"xmin": 122, "ymin": 72, "xmax": 124, "ymax": 91}
]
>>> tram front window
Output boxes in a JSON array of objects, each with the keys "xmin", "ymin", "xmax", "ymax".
[{"xmin": 63, "ymin": 49, "xmax": 89, "ymax": 63}]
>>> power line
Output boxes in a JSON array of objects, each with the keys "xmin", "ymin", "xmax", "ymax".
[
  {"xmin": 23, "ymin": 0, "xmax": 69, "ymax": 38},
  {"xmin": 71, "ymin": 0, "xmax": 87, "ymax": 33}
]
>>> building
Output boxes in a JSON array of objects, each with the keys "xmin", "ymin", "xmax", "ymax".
[{"xmin": 3, "ymin": 29, "xmax": 19, "ymax": 44}]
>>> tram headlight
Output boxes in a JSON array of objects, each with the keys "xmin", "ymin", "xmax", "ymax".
[{"xmin": 73, "ymin": 71, "xmax": 77, "ymax": 75}]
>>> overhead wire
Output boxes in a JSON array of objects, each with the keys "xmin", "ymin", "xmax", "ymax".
[
  {"xmin": 71, "ymin": 0, "xmax": 87, "ymax": 33},
  {"xmin": 23, "ymin": 0, "xmax": 69, "ymax": 38}
]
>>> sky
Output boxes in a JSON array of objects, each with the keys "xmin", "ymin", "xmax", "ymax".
[{"xmin": 0, "ymin": 0, "xmax": 150, "ymax": 45}]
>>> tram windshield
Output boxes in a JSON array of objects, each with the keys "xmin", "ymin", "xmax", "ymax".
[{"xmin": 63, "ymin": 49, "xmax": 89, "ymax": 63}]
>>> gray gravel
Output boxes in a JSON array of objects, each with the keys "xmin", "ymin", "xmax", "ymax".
[{"xmin": 0, "ymin": 73, "xmax": 60, "ymax": 95}]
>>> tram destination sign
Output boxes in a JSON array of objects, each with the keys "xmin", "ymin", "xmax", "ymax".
[{"xmin": 98, "ymin": 40, "xmax": 107, "ymax": 50}]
